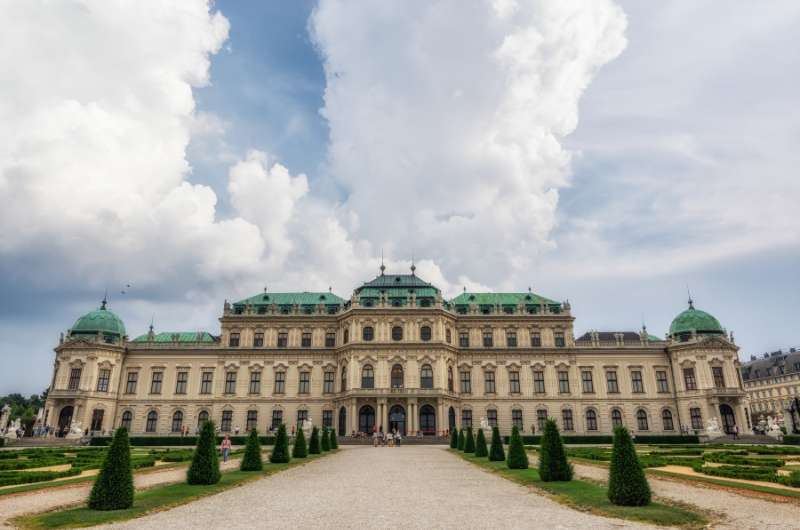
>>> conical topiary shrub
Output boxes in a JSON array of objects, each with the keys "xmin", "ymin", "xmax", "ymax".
[
  {"xmin": 321, "ymin": 428, "xmax": 330, "ymax": 451},
  {"xmin": 309, "ymin": 426, "xmax": 321, "ymax": 454},
  {"xmin": 474, "ymin": 428, "xmax": 488, "ymax": 457},
  {"xmin": 187, "ymin": 421, "xmax": 221, "ymax": 485},
  {"xmin": 240, "ymin": 428, "xmax": 263, "ymax": 471},
  {"xmin": 329, "ymin": 428, "xmax": 339, "ymax": 450},
  {"xmin": 457, "ymin": 428, "xmax": 465, "ymax": 450},
  {"xmin": 489, "ymin": 426, "xmax": 505, "ymax": 461},
  {"xmin": 293, "ymin": 427, "xmax": 308, "ymax": 458},
  {"xmin": 88, "ymin": 426, "xmax": 134, "ymax": 510},
  {"xmin": 450, "ymin": 428, "xmax": 459, "ymax": 449},
  {"xmin": 464, "ymin": 427, "xmax": 475, "ymax": 453},
  {"xmin": 608, "ymin": 426, "xmax": 651, "ymax": 506},
  {"xmin": 506, "ymin": 425, "xmax": 529, "ymax": 469},
  {"xmin": 270, "ymin": 424, "xmax": 290, "ymax": 464},
  {"xmin": 538, "ymin": 418, "xmax": 572, "ymax": 482}
]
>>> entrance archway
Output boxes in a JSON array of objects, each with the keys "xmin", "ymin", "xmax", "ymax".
[
  {"xmin": 448, "ymin": 407, "xmax": 456, "ymax": 432},
  {"xmin": 389, "ymin": 405, "xmax": 406, "ymax": 435},
  {"xmin": 359, "ymin": 405, "xmax": 375, "ymax": 434},
  {"xmin": 720, "ymin": 404, "xmax": 736, "ymax": 434},
  {"xmin": 58, "ymin": 406, "xmax": 74, "ymax": 437},
  {"xmin": 338, "ymin": 406, "xmax": 347, "ymax": 436},
  {"xmin": 419, "ymin": 404, "xmax": 436, "ymax": 435}
]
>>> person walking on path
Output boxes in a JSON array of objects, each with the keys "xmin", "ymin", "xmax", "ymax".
[
  {"xmin": 220, "ymin": 434, "xmax": 232, "ymax": 463},
  {"xmin": 372, "ymin": 428, "xmax": 379, "ymax": 447},
  {"xmin": 394, "ymin": 429, "xmax": 401, "ymax": 447}
]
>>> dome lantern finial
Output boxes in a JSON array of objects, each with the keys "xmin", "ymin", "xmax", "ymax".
[
  {"xmin": 687, "ymin": 285, "xmax": 694, "ymax": 309},
  {"xmin": 101, "ymin": 290, "xmax": 108, "ymax": 310},
  {"xmin": 379, "ymin": 248, "xmax": 385, "ymax": 275},
  {"xmin": 410, "ymin": 251, "xmax": 416, "ymax": 275}
]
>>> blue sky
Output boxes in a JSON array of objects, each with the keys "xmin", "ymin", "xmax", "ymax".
[{"xmin": 0, "ymin": 1, "xmax": 798, "ymax": 394}]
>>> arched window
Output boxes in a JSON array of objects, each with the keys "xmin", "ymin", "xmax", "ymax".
[
  {"xmin": 362, "ymin": 326, "xmax": 374, "ymax": 341},
  {"xmin": 197, "ymin": 410, "xmax": 209, "ymax": 428},
  {"xmin": 391, "ymin": 326, "xmax": 403, "ymax": 341},
  {"xmin": 661, "ymin": 409, "xmax": 674, "ymax": 431},
  {"xmin": 146, "ymin": 411, "xmax": 158, "ymax": 433},
  {"xmin": 171, "ymin": 411, "xmax": 183, "ymax": 432},
  {"xmin": 391, "ymin": 364, "xmax": 404, "ymax": 388},
  {"xmin": 361, "ymin": 365, "xmax": 374, "ymax": 388},
  {"xmin": 611, "ymin": 409, "xmax": 623, "ymax": 428},
  {"xmin": 447, "ymin": 366, "xmax": 454, "ymax": 392},
  {"xmin": 344, "ymin": 329, "xmax": 349, "ymax": 343},
  {"xmin": 585, "ymin": 409, "xmax": 598, "ymax": 431},
  {"xmin": 120, "ymin": 410, "xmax": 132, "ymax": 430},
  {"xmin": 420, "ymin": 326, "xmax": 432, "ymax": 341},
  {"xmin": 341, "ymin": 366, "xmax": 347, "ymax": 392},
  {"xmin": 420, "ymin": 364, "xmax": 433, "ymax": 389},
  {"xmin": 636, "ymin": 409, "xmax": 649, "ymax": 431}
]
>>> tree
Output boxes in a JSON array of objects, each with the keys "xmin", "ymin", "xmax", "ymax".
[
  {"xmin": 608, "ymin": 427, "xmax": 651, "ymax": 506},
  {"xmin": 240, "ymin": 428, "xmax": 263, "ymax": 471},
  {"xmin": 464, "ymin": 427, "xmax": 475, "ymax": 453},
  {"xmin": 457, "ymin": 428, "xmax": 465, "ymax": 450},
  {"xmin": 187, "ymin": 421, "xmax": 221, "ymax": 485},
  {"xmin": 450, "ymin": 428, "xmax": 459, "ymax": 449},
  {"xmin": 87, "ymin": 427, "xmax": 134, "ymax": 510},
  {"xmin": 538, "ymin": 419, "xmax": 572, "ymax": 482},
  {"xmin": 489, "ymin": 426, "xmax": 505, "ymax": 461},
  {"xmin": 292, "ymin": 426, "xmax": 308, "ymax": 458},
  {"xmin": 329, "ymin": 428, "xmax": 339, "ymax": 450},
  {"xmin": 309, "ymin": 426, "xmax": 321, "ymax": 454},
  {"xmin": 506, "ymin": 425, "xmax": 529, "ymax": 469},
  {"xmin": 321, "ymin": 428, "xmax": 330, "ymax": 451},
  {"xmin": 270, "ymin": 424, "xmax": 290, "ymax": 464},
  {"xmin": 474, "ymin": 428, "xmax": 488, "ymax": 458}
]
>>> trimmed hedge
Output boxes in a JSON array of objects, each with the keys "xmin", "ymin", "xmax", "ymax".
[
  {"xmin": 187, "ymin": 421, "xmax": 220, "ymax": 485},
  {"xmin": 270, "ymin": 424, "xmax": 290, "ymax": 464},
  {"xmin": 90, "ymin": 435, "xmax": 276, "ymax": 447},
  {"xmin": 474, "ymin": 428, "xmax": 488, "ymax": 458},
  {"xmin": 506, "ymin": 426, "xmax": 528, "ymax": 469},
  {"xmin": 0, "ymin": 467, "xmax": 82, "ymax": 487},
  {"xmin": 321, "ymin": 428, "xmax": 330, "ymax": 452},
  {"xmin": 457, "ymin": 429, "xmax": 465, "ymax": 450},
  {"xmin": 608, "ymin": 427, "xmax": 650, "ymax": 506},
  {"xmin": 538, "ymin": 419, "xmax": 572, "ymax": 482},
  {"xmin": 784, "ymin": 435, "xmax": 800, "ymax": 446},
  {"xmin": 450, "ymin": 428, "xmax": 458, "ymax": 449},
  {"xmin": 464, "ymin": 427, "xmax": 475, "ymax": 453},
  {"xmin": 292, "ymin": 427, "xmax": 308, "ymax": 459},
  {"xmin": 511, "ymin": 434, "xmax": 698, "ymax": 445},
  {"xmin": 489, "ymin": 426, "xmax": 505, "ymax": 462},
  {"xmin": 329, "ymin": 428, "xmax": 338, "ymax": 450},
  {"xmin": 692, "ymin": 462, "xmax": 779, "ymax": 482},
  {"xmin": 240, "ymin": 429, "xmax": 263, "ymax": 471},
  {"xmin": 88, "ymin": 427, "xmax": 134, "ymax": 510},
  {"xmin": 309, "ymin": 426, "xmax": 321, "ymax": 455}
]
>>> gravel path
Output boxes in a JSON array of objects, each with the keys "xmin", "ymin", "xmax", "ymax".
[{"xmin": 96, "ymin": 446, "xmax": 654, "ymax": 530}]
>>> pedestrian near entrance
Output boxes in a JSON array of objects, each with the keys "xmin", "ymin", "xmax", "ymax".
[
  {"xmin": 373, "ymin": 429, "xmax": 379, "ymax": 447},
  {"xmin": 395, "ymin": 430, "xmax": 402, "ymax": 447},
  {"xmin": 220, "ymin": 434, "xmax": 232, "ymax": 463},
  {"xmin": 387, "ymin": 431, "xmax": 394, "ymax": 447},
  {"xmin": 733, "ymin": 424, "xmax": 739, "ymax": 440}
]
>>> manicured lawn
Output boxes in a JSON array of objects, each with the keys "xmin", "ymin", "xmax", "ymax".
[
  {"xmin": 14, "ymin": 451, "xmax": 332, "ymax": 529},
  {"xmin": 649, "ymin": 468, "xmax": 800, "ymax": 500},
  {"xmin": 453, "ymin": 450, "xmax": 707, "ymax": 528}
]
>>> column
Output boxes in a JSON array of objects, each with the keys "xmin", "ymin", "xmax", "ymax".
[
  {"xmin": 350, "ymin": 400, "xmax": 357, "ymax": 435},
  {"xmin": 438, "ymin": 400, "xmax": 445, "ymax": 436}
]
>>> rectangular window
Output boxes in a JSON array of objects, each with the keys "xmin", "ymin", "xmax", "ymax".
[
  {"xmin": 271, "ymin": 410, "xmax": 283, "ymax": 430},
  {"xmin": 96, "ymin": 369, "xmax": 110, "ymax": 392},
  {"xmin": 562, "ymin": 409, "xmax": 574, "ymax": 431},
  {"xmin": 460, "ymin": 370, "xmax": 471, "ymax": 393},
  {"xmin": 531, "ymin": 331, "xmax": 542, "ymax": 347},
  {"xmin": 277, "ymin": 332, "xmax": 288, "ymax": 348},
  {"xmin": 323, "ymin": 410, "xmax": 333, "ymax": 428},
  {"xmin": 509, "ymin": 371, "xmax": 520, "ymax": 394},
  {"xmin": 297, "ymin": 410, "xmax": 308, "ymax": 426},
  {"xmin": 656, "ymin": 370, "xmax": 669, "ymax": 393},
  {"xmin": 690, "ymin": 407, "xmax": 703, "ymax": 430},
  {"xmin": 229, "ymin": 332, "xmax": 240, "ymax": 347},
  {"xmin": 200, "ymin": 372, "xmax": 213, "ymax": 394},
  {"xmin": 68, "ymin": 368, "xmax": 82, "ymax": 390},
  {"xmin": 221, "ymin": 410, "xmax": 232, "ymax": 432},
  {"xmin": 533, "ymin": 371, "xmax": 546, "ymax": 393},
  {"xmin": 224, "ymin": 371, "xmax": 237, "ymax": 394},
  {"xmin": 246, "ymin": 410, "xmax": 258, "ymax": 431},
  {"xmin": 581, "ymin": 371, "xmax": 594, "ymax": 393},
  {"xmin": 299, "ymin": 371, "xmax": 310, "ymax": 394},
  {"xmin": 125, "ymin": 372, "xmax": 138, "ymax": 394},
  {"xmin": 301, "ymin": 332, "xmax": 312, "ymax": 348},
  {"xmin": 683, "ymin": 368, "xmax": 697, "ymax": 390},
  {"xmin": 462, "ymin": 409, "xmax": 473, "ymax": 428},
  {"xmin": 459, "ymin": 331, "xmax": 469, "ymax": 348},
  {"xmin": 253, "ymin": 332, "xmax": 264, "ymax": 347},
  {"xmin": 325, "ymin": 332, "xmax": 336, "ymax": 348},
  {"xmin": 274, "ymin": 371, "xmax": 286, "ymax": 394},
  {"xmin": 249, "ymin": 371, "xmax": 261, "ymax": 394},
  {"xmin": 631, "ymin": 370, "xmax": 644, "ymax": 393},
  {"xmin": 506, "ymin": 330, "xmax": 517, "ymax": 347},
  {"xmin": 484, "ymin": 371, "xmax": 496, "ymax": 394},
  {"xmin": 323, "ymin": 371, "xmax": 335, "ymax": 393},
  {"xmin": 558, "ymin": 371, "xmax": 570, "ymax": 394},
  {"xmin": 487, "ymin": 409, "xmax": 497, "ymax": 427},
  {"xmin": 483, "ymin": 330, "xmax": 493, "ymax": 348},
  {"xmin": 554, "ymin": 331, "xmax": 566, "ymax": 347},
  {"xmin": 712, "ymin": 366, "xmax": 725, "ymax": 388},
  {"xmin": 512, "ymin": 409, "xmax": 523, "ymax": 429},
  {"xmin": 150, "ymin": 372, "xmax": 163, "ymax": 394},
  {"xmin": 606, "ymin": 371, "xmax": 619, "ymax": 393},
  {"xmin": 537, "ymin": 409, "xmax": 548, "ymax": 432},
  {"xmin": 175, "ymin": 371, "xmax": 188, "ymax": 394}
]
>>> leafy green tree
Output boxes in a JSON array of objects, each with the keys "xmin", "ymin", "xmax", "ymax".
[
  {"xmin": 240, "ymin": 428, "xmax": 263, "ymax": 471},
  {"xmin": 608, "ymin": 427, "xmax": 651, "ymax": 506},
  {"xmin": 321, "ymin": 428, "xmax": 330, "ymax": 451},
  {"xmin": 538, "ymin": 419, "xmax": 572, "ymax": 482},
  {"xmin": 464, "ymin": 427, "xmax": 475, "ymax": 453},
  {"xmin": 309, "ymin": 426, "xmax": 321, "ymax": 454},
  {"xmin": 506, "ymin": 425, "xmax": 529, "ymax": 469},
  {"xmin": 329, "ymin": 428, "xmax": 339, "ymax": 450},
  {"xmin": 489, "ymin": 426, "xmax": 505, "ymax": 461},
  {"xmin": 450, "ymin": 428, "xmax": 458, "ymax": 449},
  {"xmin": 293, "ymin": 427, "xmax": 308, "ymax": 458},
  {"xmin": 270, "ymin": 424, "xmax": 290, "ymax": 464},
  {"xmin": 187, "ymin": 421, "xmax": 221, "ymax": 485},
  {"xmin": 474, "ymin": 428, "xmax": 488, "ymax": 457},
  {"xmin": 457, "ymin": 428, "xmax": 465, "ymax": 450},
  {"xmin": 87, "ymin": 427, "xmax": 134, "ymax": 510}
]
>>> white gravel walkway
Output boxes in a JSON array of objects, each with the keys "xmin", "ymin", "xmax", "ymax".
[{"xmin": 96, "ymin": 446, "xmax": 655, "ymax": 530}]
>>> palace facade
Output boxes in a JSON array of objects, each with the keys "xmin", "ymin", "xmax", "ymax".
[{"xmin": 44, "ymin": 269, "xmax": 750, "ymax": 439}]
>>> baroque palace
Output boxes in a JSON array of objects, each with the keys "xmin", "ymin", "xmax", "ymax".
[{"xmin": 44, "ymin": 267, "xmax": 750, "ymax": 439}]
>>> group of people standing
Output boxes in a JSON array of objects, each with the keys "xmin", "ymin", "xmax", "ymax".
[{"xmin": 372, "ymin": 425, "xmax": 402, "ymax": 447}]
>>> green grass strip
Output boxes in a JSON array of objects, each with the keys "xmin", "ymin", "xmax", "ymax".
[
  {"xmin": 452, "ymin": 450, "xmax": 706, "ymax": 528},
  {"xmin": 648, "ymin": 469, "xmax": 800, "ymax": 500},
  {"xmin": 15, "ymin": 451, "xmax": 333, "ymax": 530}
]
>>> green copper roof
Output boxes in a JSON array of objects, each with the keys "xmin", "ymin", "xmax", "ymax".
[
  {"xmin": 132, "ymin": 331, "xmax": 216, "ymax": 343},
  {"xmin": 357, "ymin": 286, "xmax": 439, "ymax": 298},
  {"xmin": 669, "ymin": 304, "xmax": 724, "ymax": 336},
  {"xmin": 234, "ymin": 291, "xmax": 346, "ymax": 307},
  {"xmin": 360, "ymin": 273, "xmax": 438, "ymax": 290},
  {"xmin": 450, "ymin": 292, "xmax": 557, "ymax": 306},
  {"xmin": 71, "ymin": 303, "xmax": 126, "ymax": 337}
]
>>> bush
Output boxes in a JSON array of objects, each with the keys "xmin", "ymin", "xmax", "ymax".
[
  {"xmin": 538, "ymin": 419, "xmax": 572, "ymax": 482},
  {"xmin": 489, "ymin": 426, "xmax": 505, "ymax": 462},
  {"xmin": 507, "ymin": 426, "xmax": 529, "ymax": 469},
  {"xmin": 309, "ymin": 426, "xmax": 321, "ymax": 455},
  {"xmin": 270, "ymin": 424, "xmax": 290, "ymax": 464},
  {"xmin": 329, "ymin": 428, "xmax": 338, "ymax": 450},
  {"xmin": 464, "ymin": 427, "xmax": 475, "ymax": 453},
  {"xmin": 457, "ymin": 429, "xmax": 465, "ymax": 450},
  {"xmin": 450, "ymin": 428, "xmax": 458, "ymax": 449},
  {"xmin": 321, "ymin": 428, "xmax": 330, "ymax": 452},
  {"xmin": 692, "ymin": 462, "xmax": 778, "ymax": 482},
  {"xmin": 187, "ymin": 421, "xmax": 221, "ymax": 485},
  {"xmin": 293, "ymin": 427, "xmax": 308, "ymax": 459},
  {"xmin": 780, "ymin": 470, "xmax": 800, "ymax": 487},
  {"xmin": 88, "ymin": 427, "xmax": 134, "ymax": 510},
  {"xmin": 89, "ymin": 435, "xmax": 277, "ymax": 447},
  {"xmin": 475, "ymin": 429, "xmax": 488, "ymax": 457},
  {"xmin": 784, "ymin": 435, "xmax": 800, "ymax": 446},
  {"xmin": 240, "ymin": 429, "xmax": 263, "ymax": 471},
  {"xmin": 608, "ymin": 427, "xmax": 650, "ymax": 506}
]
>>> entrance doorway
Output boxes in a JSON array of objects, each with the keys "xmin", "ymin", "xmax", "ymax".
[
  {"xmin": 338, "ymin": 406, "xmax": 347, "ymax": 436},
  {"xmin": 419, "ymin": 404, "xmax": 436, "ymax": 435},
  {"xmin": 359, "ymin": 405, "xmax": 375, "ymax": 434},
  {"xmin": 58, "ymin": 406, "xmax": 74, "ymax": 437},
  {"xmin": 448, "ymin": 407, "xmax": 456, "ymax": 432},
  {"xmin": 720, "ymin": 404, "xmax": 736, "ymax": 434},
  {"xmin": 389, "ymin": 405, "xmax": 406, "ymax": 435}
]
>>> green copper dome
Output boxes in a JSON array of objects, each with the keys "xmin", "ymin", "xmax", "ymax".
[
  {"xmin": 70, "ymin": 300, "xmax": 126, "ymax": 338},
  {"xmin": 669, "ymin": 302, "xmax": 723, "ymax": 337}
]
